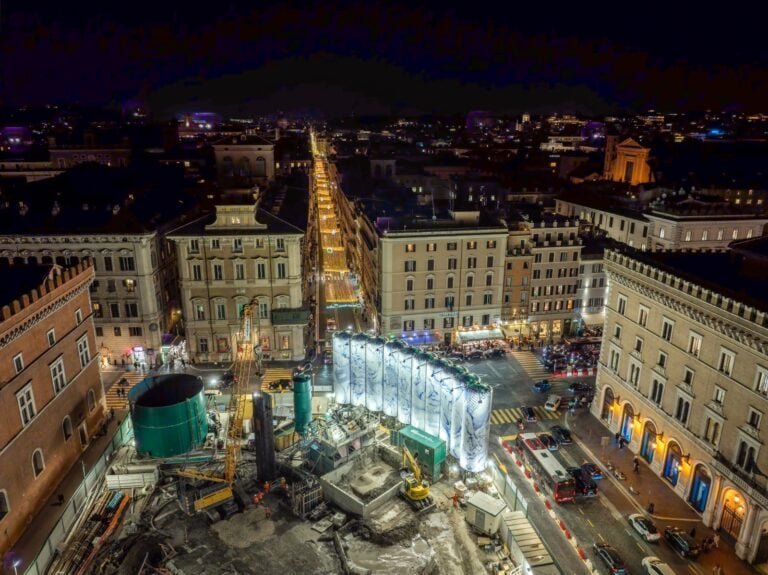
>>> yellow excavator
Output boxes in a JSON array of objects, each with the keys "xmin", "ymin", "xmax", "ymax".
[{"xmin": 400, "ymin": 446, "xmax": 435, "ymax": 512}]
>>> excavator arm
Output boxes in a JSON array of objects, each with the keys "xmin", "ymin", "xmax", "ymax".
[{"xmin": 402, "ymin": 446, "xmax": 422, "ymax": 483}]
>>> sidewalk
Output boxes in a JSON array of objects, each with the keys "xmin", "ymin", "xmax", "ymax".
[{"xmin": 566, "ymin": 409, "xmax": 754, "ymax": 575}]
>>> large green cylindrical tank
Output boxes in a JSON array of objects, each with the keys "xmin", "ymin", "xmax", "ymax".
[
  {"xmin": 293, "ymin": 373, "xmax": 312, "ymax": 435},
  {"xmin": 128, "ymin": 374, "xmax": 208, "ymax": 458}
]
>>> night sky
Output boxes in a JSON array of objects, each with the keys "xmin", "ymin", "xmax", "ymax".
[{"xmin": 2, "ymin": 1, "xmax": 767, "ymax": 117}]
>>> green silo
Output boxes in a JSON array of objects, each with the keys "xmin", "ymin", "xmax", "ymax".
[
  {"xmin": 129, "ymin": 374, "xmax": 208, "ymax": 458},
  {"xmin": 293, "ymin": 373, "xmax": 313, "ymax": 435}
]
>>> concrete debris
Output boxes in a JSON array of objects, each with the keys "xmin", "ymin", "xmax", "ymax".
[{"xmin": 211, "ymin": 506, "xmax": 276, "ymax": 548}]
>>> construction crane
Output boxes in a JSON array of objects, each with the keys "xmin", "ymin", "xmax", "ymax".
[
  {"xmin": 178, "ymin": 304, "xmax": 256, "ymax": 512},
  {"xmin": 400, "ymin": 446, "xmax": 434, "ymax": 512}
]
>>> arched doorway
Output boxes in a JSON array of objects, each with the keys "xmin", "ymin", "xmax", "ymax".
[
  {"xmin": 721, "ymin": 489, "xmax": 746, "ymax": 540},
  {"xmin": 688, "ymin": 464, "xmax": 711, "ymax": 513},
  {"xmin": 601, "ymin": 386, "xmax": 614, "ymax": 423},
  {"xmin": 663, "ymin": 442, "xmax": 682, "ymax": 486},
  {"xmin": 640, "ymin": 421, "xmax": 657, "ymax": 464},
  {"xmin": 621, "ymin": 403, "xmax": 634, "ymax": 443}
]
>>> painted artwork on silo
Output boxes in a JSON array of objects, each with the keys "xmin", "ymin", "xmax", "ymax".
[
  {"xmin": 410, "ymin": 351, "xmax": 429, "ymax": 430},
  {"xmin": 382, "ymin": 340, "xmax": 402, "ymax": 417},
  {"xmin": 365, "ymin": 337, "xmax": 384, "ymax": 412},
  {"xmin": 397, "ymin": 347, "xmax": 415, "ymax": 425},
  {"xmin": 450, "ymin": 377, "xmax": 466, "ymax": 459},
  {"xmin": 333, "ymin": 332, "xmax": 351, "ymax": 405},
  {"xmin": 350, "ymin": 334, "xmax": 368, "ymax": 406},
  {"xmin": 460, "ymin": 380, "xmax": 492, "ymax": 473},
  {"xmin": 424, "ymin": 362, "xmax": 444, "ymax": 437},
  {"xmin": 437, "ymin": 364, "xmax": 459, "ymax": 447}
]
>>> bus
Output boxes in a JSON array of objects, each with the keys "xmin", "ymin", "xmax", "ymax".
[{"xmin": 517, "ymin": 432, "xmax": 576, "ymax": 503}]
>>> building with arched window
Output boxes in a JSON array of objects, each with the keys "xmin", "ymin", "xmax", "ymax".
[
  {"xmin": 0, "ymin": 260, "xmax": 104, "ymax": 561},
  {"xmin": 592, "ymin": 240, "xmax": 768, "ymax": 563},
  {"xmin": 168, "ymin": 189, "xmax": 308, "ymax": 363},
  {"xmin": 213, "ymin": 132, "xmax": 275, "ymax": 187}
]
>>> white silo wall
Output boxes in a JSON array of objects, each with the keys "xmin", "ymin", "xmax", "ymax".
[
  {"xmin": 382, "ymin": 341, "xmax": 401, "ymax": 417},
  {"xmin": 333, "ymin": 333, "xmax": 351, "ymax": 405},
  {"xmin": 350, "ymin": 335, "xmax": 368, "ymax": 407},
  {"xmin": 410, "ymin": 354, "xmax": 428, "ymax": 430},
  {"xmin": 365, "ymin": 337, "xmax": 384, "ymax": 412},
  {"xmin": 461, "ymin": 385, "xmax": 492, "ymax": 473},
  {"xmin": 450, "ymin": 384, "xmax": 466, "ymax": 459},
  {"xmin": 425, "ymin": 364, "xmax": 444, "ymax": 437},
  {"xmin": 397, "ymin": 348, "xmax": 415, "ymax": 425}
]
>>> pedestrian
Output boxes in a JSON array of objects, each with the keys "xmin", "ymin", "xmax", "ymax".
[
  {"xmin": 713, "ymin": 532, "xmax": 720, "ymax": 548},
  {"xmin": 647, "ymin": 502, "xmax": 655, "ymax": 514},
  {"xmin": 619, "ymin": 437, "xmax": 625, "ymax": 450},
  {"xmin": 615, "ymin": 432, "xmax": 620, "ymax": 445},
  {"xmin": 690, "ymin": 526, "xmax": 697, "ymax": 538},
  {"xmin": 121, "ymin": 358, "xmax": 126, "ymax": 368},
  {"xmin": 181, "ymin": 358, "xmax": 186, "ymax": 368},
  {"xmin": 265, "ymin": 506, "xmax": 271, "ymax": 519},
  {"xmin": 109, "ymin": 407, "xmax": 115, "ymax": 420},
  {"xmin": 633, "ymin": 457, "xmax": 640, "ymax": 472}
]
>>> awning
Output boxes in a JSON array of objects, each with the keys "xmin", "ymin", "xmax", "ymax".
[
  {"xmin": 579, "ymin": 312, "xmax": 605, "ymax": 326},
  {"xmin": 456, "ymin": 328, "xmax": 504, "ymax": 344}
]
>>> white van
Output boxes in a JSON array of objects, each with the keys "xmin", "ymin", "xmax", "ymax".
[{"xmin": 544, "ymin": 394, "xmax": 562, "ymax": 412}]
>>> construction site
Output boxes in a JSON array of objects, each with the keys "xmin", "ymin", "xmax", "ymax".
[{"xmin": 41, "ymin": 141, "xmax": 553, "ymax": 575}]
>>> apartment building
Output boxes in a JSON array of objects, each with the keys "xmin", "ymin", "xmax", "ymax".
[
  {"xmin": 574, "ymin": 239, "xmax": 610, "ymax": 332},
  {"xmin": 0, "ymin": 167, "xmax": 184, "ymax": 367},
  {"xmin": 525, "ymin": 215, "xmax": 582, "ymax": 340},
  {"xmin": 378, "ymin": 214, "xmax": 507, "ymax": 346},
  {"xmin": 501, "ymin": 224, "xmax": 533, "ymax": 343},
  {"xmin": 168, "ymin": 198, "xmax": 308, "ymax": 362},
  {"xmin": 0, "ymin": 261, "xmax": 104, "ymax": 559},
  {"xmin": 593, "ymin": 240, "xmax": 768, "ymax": 563},
  {"xmin": 556, "ymin": 195, "xmax": 768, "ymax": 251}
]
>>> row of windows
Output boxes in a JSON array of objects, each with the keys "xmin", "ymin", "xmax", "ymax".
[
  {"xmin": 13, "ymin": 309, "xmax": 83, "ymax": 375},
  {"xmin": 396, "ymin": 314, "xmax": 493, "ymax": 331},
  {"xmin": 196, "ymin": 335, "xmax": 292, "ymax": 353},
  {"xmin": 404, "ymin": 240, "xmax": 497, "ymax": 253},
  {"xmin": 92, "ymin": 301, "xmax": 140, "ymax": 319},
  {"xmin": 188, "ymin": 237, "xmax": 285, "ymax": 253},
  {"xmin": 659, "ymin": 227, "xmax": 755, "ymax": 242},
  {"xmin": 193, "ymin": 298, "xmax": 289, "ymax": 321},
  {"xmin": 190, "ymin": 261, "xmax": 288, "ymax": 281},
  {"xmin": 90, "ymin": 278, "xmax": 136, "ymax": 294},
  {"xmin": 403, "ymin": 293, "xmax": 494, "ymax": 310},
  {"xmin": 404, "ymin": 273, "xmax": 495, "ymax": 291},
  {"xmin": 94, "ymin": 326, "xmax": 143, "ymax": 338},
  {"xmin": 530, "ymin": 300, "xmax": 574, "ymax": 312},
  {"xmin": 531, "ymin": 267, "xmax": 579, "ymax": 279},
  {"xmin": 403, "ymin": 256, "xmax": 495, "ymax": 272},
  {"xmin": 531, "ymin": 284, "xmax": 577, "ymax": 297},
  {"xmin": 533, "ymin": 252, "xmax": 579, "ymax": 263}
]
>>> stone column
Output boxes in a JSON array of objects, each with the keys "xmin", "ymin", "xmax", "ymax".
[
  {"xmin": 736, "ymin": 501, "xmax": 759, "ymax": 559},
  {"xmin": 703, "ymin": 473, "xmax": 722, "ymax": 527}
]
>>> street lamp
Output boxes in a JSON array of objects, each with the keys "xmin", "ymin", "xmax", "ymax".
[{"xmin": 13, "ymin": 560, "xmax": 21, "ymax": 575}]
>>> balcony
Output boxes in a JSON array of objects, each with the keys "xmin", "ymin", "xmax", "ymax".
[{"xmin": 712, "ymin": 452, "xmax": 768, "ymax": 508}]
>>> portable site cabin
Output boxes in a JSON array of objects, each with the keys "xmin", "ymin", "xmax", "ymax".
[{"xmin": 465, "ymin": 491, "xmax": 507, "ymax": 535}]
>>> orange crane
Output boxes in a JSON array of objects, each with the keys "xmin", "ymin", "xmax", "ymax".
[{"xmin": 178, "ymin": 304, "xmax": 255, "ymax": 512}]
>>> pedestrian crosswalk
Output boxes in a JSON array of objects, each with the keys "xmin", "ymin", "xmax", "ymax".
[
  {"xmin": 105, "ymin": 371, "xmax": 146, "ymax": 410},
  {"xmin": 491, "ymin": 405, "xmax": 560, "ymax": 425},
  {"xmin": 260, "ymin": 368, "xmax": 295, "ymax": 392},
  {"xmin": 510, "ymin": 351, "xmax": 550, "ymax": 380}
]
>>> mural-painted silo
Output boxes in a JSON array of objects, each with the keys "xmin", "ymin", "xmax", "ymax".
[
  {"xmin": 461, "ymin": 378, "xmax": 492, "ymax": 473},
  {"xmin": 410, "ymin": 351, "xmax": 430, "ymax": 430},
  {"xmin": 365, "ymin": 337, "xmax": 385, "ymax": 412},
  {"xmin": 397, "ymin": 347, "xmax": 415, "ymax": 425},
  {"xmin": 382, "ymin": 340, "xmax": 403, "ymax": 417},
  {"xmin": 333, "ymin": 332, "xmax": 352, "ymax": 405},
  {"xmin": 424, "ymin": 359, "xmax": 444, "ymax": 437},
  {"xmin": 350, "ymin": 334, "xmax": 368, "ymax": 406},
  {"xmin": 293, "ymin": 373, "xmax": 313, "ymax": 434},
  {"xmin": 129, "ymin": 374, "xmax": 208, "ymax": 458},
  {"xmin": 438, "ymin": 362, "xmax": 460, "ymax": 448}
]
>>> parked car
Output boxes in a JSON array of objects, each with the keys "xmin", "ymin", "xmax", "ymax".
[
  {"xmin": 641, "ymin": 556, "xmax": 676, "ymax": 575},
  {"xmin": 569, "ymin": 381, "xmax": 593, "ymax": 394},
  {"xmin": 522, "ymin": 406, "xmax": 537, "ymax": 422},
  {"xmin": 533, "ymin": 379, "xmax": 552, "ymax": 393},
  {"xmin": 664, "ymin": 527, "xmax": 701, "ymax": 558},
  {"xmin": 581, "ymin": 462, "xmax": 604, "ymax": 480},
  {"xmin": 484, "ymin": 348, "xmax": 506, "ymax": 358},
  {"xmin": 539, "ymin": 434, "xmax": 558, "ymax": 451},
  {"xmin": 466, "ymin": 350, "xmax": 484, "ymax": 361},
  {"xmin": 568, "ymin": 467, "xmax": 598, "ymax": 497},
  {"xmin": 550, "ymin": 425, "xmax": 572, "ymax": 445},
  {"xmin": 544, "ymin": 394, "xmax": 562, "ymax": 412},
  {"xmin": 628, "ymin": 514, "xmax": 661, "ymax": 542},
  {"xmin": 592, "ymin": 543, "xmax": 627, "ymax": 574}
]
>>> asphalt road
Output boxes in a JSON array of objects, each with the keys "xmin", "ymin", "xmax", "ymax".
[{"xmin": 465, "ymin": 352, "xmax": 705, "ymax": 575}]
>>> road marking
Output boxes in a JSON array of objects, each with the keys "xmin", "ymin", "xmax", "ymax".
[
  {"xmin": 636, "ymin": 541, "xmax": 646, "ymax": 552},
  {"xmin": 578, "ymin": 507, "xmax": 585, "ymax": 515},
  {"xmin": 625, "ymin": 529, "xmax": 633, "ymax": 536},
  {"xmin": 597, "ymin": 532, "xmax": 604, "ymax": 541},
  {"xmin": 586, "ymin": 519, "xmax": 594, "ymax": 527}
]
